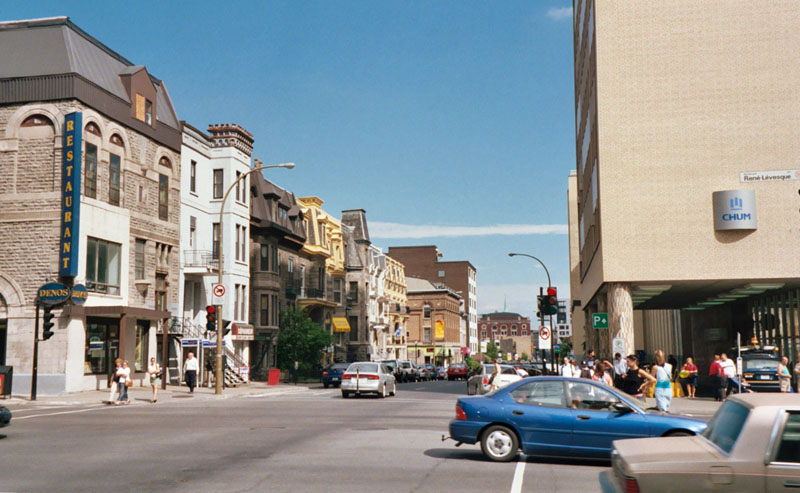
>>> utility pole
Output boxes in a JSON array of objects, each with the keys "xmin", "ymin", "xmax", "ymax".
[{"xmin": 31, "ymin": 301, "xmax": 40, "ymax": 401}]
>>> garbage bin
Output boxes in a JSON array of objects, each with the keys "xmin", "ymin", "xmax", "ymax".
[
  {"xmin": 0, "ymin": 366, "xmax": 12, "ymax": 397},
  {"xmin": 268, "ymin": 368, "xmax": 280, "ymax": 386}
]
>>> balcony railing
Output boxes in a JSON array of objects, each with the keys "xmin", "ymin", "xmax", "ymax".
[
  {"xmin": 302, "ymin": 288, "xmax": 326, "ymax": 300},
  {"xmin": 183, "ymin": 250, "xmax": 219, "ymax": 270}
]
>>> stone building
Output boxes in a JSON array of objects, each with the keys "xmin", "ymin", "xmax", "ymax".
[
  {"xmin": 384, "ymin": 255, "xmax": 408, "ymax": 361},
  {"xmin": 406, "ymin": 277, "xmax": 464, "ymax": 366},
  {"xmin": 0, "ymin": 17, "xmax": 181, "ymax": 393},
  {"xmin": 296, "ymin": 196, "xmax": 347, "ymax": 364},
  {"xmin": 248, "ymin": 173, "xmax": 306, "ymax": 378},
  {"xmin": 341, "ymin": 209, "xmax": 372, "ymax": 362},
  {"xmin": 387, "ymin": 245, "xmax": 477, "ymax": 355}
]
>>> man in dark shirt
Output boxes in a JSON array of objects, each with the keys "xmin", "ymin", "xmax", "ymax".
[{"xmin": 582, "ymin": 349, "xmax": 596, "ymax": 369}]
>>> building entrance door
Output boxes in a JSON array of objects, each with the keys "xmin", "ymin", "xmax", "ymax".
[{"xmin": 0, "ymin": 319, "xmax": 6, "ymax": 366}]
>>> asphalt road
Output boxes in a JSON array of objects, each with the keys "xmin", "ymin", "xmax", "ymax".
[{"xmin": 0, "ymin": 379, "xmax": 606, "ymax": 493}]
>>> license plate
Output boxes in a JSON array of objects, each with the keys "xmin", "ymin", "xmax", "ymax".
[
  {"xmin": 332, "ymin": 377, "xmax": 339, "ymax": 381},
  {"xmin": 759, "ymin": 375, "xmax": 770, "ymax": 380}
]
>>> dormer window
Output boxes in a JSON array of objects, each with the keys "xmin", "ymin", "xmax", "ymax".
[{"xmin": 135, "ymin": 93, "xmax": 153, "ymax": 125}]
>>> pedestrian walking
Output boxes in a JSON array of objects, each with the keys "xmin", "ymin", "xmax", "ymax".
[
  {"xmin": 709, "ymin": 354, "xmax": 724, "ymax": 401},
  {"xmin": 148, "ymin": 357, "xmax": 162, "ymax": 403},
  {"xmin": 560, "ymin": 357, "xmax": 575, "ymax": 377},
  {"xmin": 667, "ymin": 354, "xmax": 678, "ymax": 381},
  {"xmin": 795, "ymin": 360, "xmax": 800, "ymax": 394},
  {"xmin": 680, "ymin": 357, "xmax": 698, "ymax": 399},
  {"xmin": 489, "ymin": 359, "xmax": 502, "ymax": 391},
  {"xmin": 108, "ymin": 358, "xmax": 122, "ymax": 404},
  {"xmin": 621, "ymin": 354, "xmax": 656, "ymax": 400},
  {"xmin": 592, "ymin": 363, "xmax": 613, "ymax": 386},
  {"xmin": 719, "ymin": 353, "xmax": 736, "ymax": 396},
  {"xmin": 184, "ymin": 352, "xmax": 198, "ymax": 393},
  {"xmin": 582, "ymin": 349, "xmax": 596, "ymax": 370},
  {"xmin": 613, "ymin": 352, "xmax": 628, "ymax": 389},
  {"xmin": 651, "ymin": 350, "xmax": 672, "ymax": 412},
  {"xmin": 777, "ymin": 356, "xmax": 792, "ymax": 393},
  {"xmin": 116, "ymin": 360, "xmax": 131, "ymax": 405}
]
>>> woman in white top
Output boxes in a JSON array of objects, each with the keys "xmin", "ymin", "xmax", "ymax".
[
  {"xmin": 560, "ymin": 357, "xmax": 574, "ymax": 377},
  {"xmin": 116, "ymin": 360, "xmax": 131, "ymax": 405},
  {"xmin": 651, "ymin": 350, "xmax": 672, "ymax": 412},
  {"xmin": 148, "ymin": 357, "xmax": 161, "ymax": 403}
]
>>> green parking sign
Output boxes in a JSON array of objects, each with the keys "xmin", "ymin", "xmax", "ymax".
[{"xmin": 592, "ymin": 313, "xmax": 608, "ymax": 329}]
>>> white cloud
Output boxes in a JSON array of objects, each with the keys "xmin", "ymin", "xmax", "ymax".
[
  {"xmin": 369, "ymin": 222, "xmax": 567, "ymax": 239},
  {"xmin": 546, "ymin": 6, "xmax": 573, "ymax": 21}
]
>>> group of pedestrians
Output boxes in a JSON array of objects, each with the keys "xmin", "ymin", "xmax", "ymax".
[
  {"xmin": 107, "ymin": 357, "xmax": 162, "ymax": 405},
  {"xmin": 560, "ymin": 349, "xmax": 683, "ymax": 412}
]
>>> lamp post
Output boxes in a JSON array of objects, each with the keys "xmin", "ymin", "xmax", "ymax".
[
  {"xmin": 508, "ymin": 252, "xmax": 554, "ymax": 373},
  {"xmin": 214, "ymin": 161, "xmax": 294, "ymax": 395}
]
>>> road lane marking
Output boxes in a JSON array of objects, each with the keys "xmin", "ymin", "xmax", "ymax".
[
  {"xmin": 510, "ymin": 459, "xmax": 525, "ymax": 493},
  {"xmin": 14, "ymin": 405, "xmax": 113, "ymax": 420}
]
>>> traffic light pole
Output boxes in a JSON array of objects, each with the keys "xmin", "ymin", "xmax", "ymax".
[
  {"xmin": 31, "ymin": 301, "xmax": 40, "ymax": 401},
  {"xmin": 214, "ymin": 162, "xmax": 294, "ymax": 395}
]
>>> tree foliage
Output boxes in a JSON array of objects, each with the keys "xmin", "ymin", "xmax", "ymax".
[
  {"xmin": 464, "ymin": 356, "xmax": 480, "ymax": 372},
  {"xmin": 276, "ymin": 307, "xmax": 332, "ymax": 375},
  {"xmin": 558, "ymin": 341, "xmax": 573, "ymax": 362},
  {"xmin": 520, "ymin": 352, "xmax": 529, "ymax": 361},
  {"xmin": 484, "ymin": 342, "xmax": 499, "ymax": 362}
]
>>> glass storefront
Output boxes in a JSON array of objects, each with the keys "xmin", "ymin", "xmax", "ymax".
[
  {"xmin": 134, "ymin": 320, "xmax": 150, "ymax": 372},
  {"xmin": 84, "ymin": 318, "xmax": 119, "ymax": 375}
]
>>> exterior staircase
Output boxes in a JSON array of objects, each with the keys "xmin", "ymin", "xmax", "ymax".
[{"xmin": 174, "ymin": 316, "xmax": 248, "ymax": 387}]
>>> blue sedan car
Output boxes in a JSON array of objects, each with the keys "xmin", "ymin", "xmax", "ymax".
[
  {"xmin": 322, "ymin": 363, "xmax": 351, "ymax": 388},
  {"xmin": 448, "ymin": 376, "xmax": 707, "ymax": 462}
]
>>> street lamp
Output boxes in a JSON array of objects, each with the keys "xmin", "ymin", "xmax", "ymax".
[
  {"xmin": 214, "ymin": 161, "xmax": 295, "ymax": 395},
  {"xmin": 508, "ymin": 252, "xmax": 554, "ymax": 373}
]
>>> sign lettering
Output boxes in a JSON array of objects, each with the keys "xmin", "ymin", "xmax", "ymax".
[{"xmin": 60, "ymin": 112, "xmax": 82, "ymax": 277}]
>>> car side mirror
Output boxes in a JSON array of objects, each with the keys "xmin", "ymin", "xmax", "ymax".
[{"xmin": 613, "ymin": 402, "xmax": 633, "ymax": 414}]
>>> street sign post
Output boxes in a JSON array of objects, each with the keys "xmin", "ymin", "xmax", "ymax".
[
  {"xmin": 212, "ymin": 284, "xmax": 226, "ymax": 301},
  {"xmin": 592, "ymin": 313, "xmax": 609, "ymax": 329},
  {"xmin": 538, "ymin": 325, "xmax": 551, "ymax": 350}
]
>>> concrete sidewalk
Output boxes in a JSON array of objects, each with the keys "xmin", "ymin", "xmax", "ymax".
[
  {"xmin": 0, "ymin": 381, "xmax": 315, "ymax": 409},
  {"xmin": 641, "ymin": 395, "xmax": 720, "ymax": 417}
]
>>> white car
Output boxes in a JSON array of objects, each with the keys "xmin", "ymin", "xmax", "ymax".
[
  {"xmin": 341, "ymin": 362, "xmax": 396, "ymax": 398},
  {"xmin": 466, "ymin": 364, "xmax": 523, "ymax": 395}
]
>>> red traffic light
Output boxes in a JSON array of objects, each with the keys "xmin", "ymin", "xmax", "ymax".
[
  {"xmin": 206, "ymin": 305, "xmax": 216, "ymax": 314},
  {"xmin": 547, "ymin": 287, "xmax": 557, "ymax": 296}
]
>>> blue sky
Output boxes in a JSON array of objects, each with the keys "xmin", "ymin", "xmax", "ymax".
[{"xmin": 3, "ymin": 2, "xmax": 576, "ymax": 320}]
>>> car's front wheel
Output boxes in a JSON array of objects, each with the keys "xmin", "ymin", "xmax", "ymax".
[{"xmin": 480, "ymin": 425, "xmax": 519, "ymax": 462}]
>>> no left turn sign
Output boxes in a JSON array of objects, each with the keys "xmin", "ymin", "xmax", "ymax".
[
  {"xmin": 540, "ymin": 326, "xmax": 550, "ymax": 340},
  {"xmin": 538, "ymin": 325, "xmax": 552, "ymax": 350},
  {"xmin": 213, "ymin": 284, "xmax": 226, "ymax": 300}
]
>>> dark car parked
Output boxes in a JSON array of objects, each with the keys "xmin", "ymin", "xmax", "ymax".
[
  {"xmin": 0, "ymin": 406, "xmax": 10, "ymax": 428},
  {"xmin": 322, "ymin": 362, "xmax": 351, "ymax": 388}
]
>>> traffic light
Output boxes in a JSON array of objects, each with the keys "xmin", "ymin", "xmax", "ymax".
[
  {"xmin": 206, "ymin": 305, "xmax": 217, "ymax": 333},
  {"xmin": 536, "ymin": 295, "xmax": 545, "ymax": 319},
  {"xmin": 42, "ymin": 306, "xmax": 55, "ymax": 341},
  {"xmin": 222, "ymin": 319, "xmax": 232, "ymax": 336},
  {"xmin": 544, "ymin": 287, "xmax": 558, "ymax": 315}
]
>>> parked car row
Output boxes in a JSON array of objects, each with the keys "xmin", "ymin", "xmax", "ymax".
[{"xmin": 326, "ymin": 360, "xmax": 466, "ymax": 388}]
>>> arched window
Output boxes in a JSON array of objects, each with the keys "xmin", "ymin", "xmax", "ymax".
[
  {"xmin": 22, "ymin": 114, "xmax": 54, "ymax": 128},
  {"xmin": 158, "ymin": 156, "xmax": 171, "ymax": 168},
  {"xmin": 109, "ymin": 133, "xmax": 124, "ymax": 147},
  {"xmin": 511, "ymin": 325, "xmax": 517, "ymax": 336},
  {"xmin": 85, "ymin": 122, "xmax": 102, "ymax": 136}
]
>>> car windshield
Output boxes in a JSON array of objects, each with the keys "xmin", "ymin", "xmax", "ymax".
[
  {"xmin": 744, "ymin": 358, "xmax": 779, "ymax": 370},
  {"xmin": 347, "ymin": 363, "xmax": 379, "ymax": 373},
  {"xmin": 331, "ymin": 363, "xmax": 350, "ymax": 370},
  {"xmin": 701, "ymin": 401, "xmax": 750, "ymax": 454}
]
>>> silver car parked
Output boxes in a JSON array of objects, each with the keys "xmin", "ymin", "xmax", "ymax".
[{"xmin": 341, "ymin": 362, "xmax": 397, "ymax": 398}]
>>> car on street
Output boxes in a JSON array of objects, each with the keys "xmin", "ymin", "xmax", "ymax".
[
  {"xmin": 466, "ymin": 364, "xmax": 523, "ymax": 395},
  {"xmin": 447, "ymin": 363, "xmax": 468, "ymax": 381},
  {"xmin": 0, "ymin": 405, "xmax": 10, "ymax": 428},
  {"xmin": 436, "ymin": 367, "xmax": 446, "ymax": 380},
  {"xmin": 600, "ymin": 393, "xmax": 800, "ymax": 493},
  {"xmin": 740, "ymin": 347, "xmax": 782, "ymax": 392},
  {"xmin": 341, "ymin": 362, "xmax": 397, "ymax": 398},
  {"xmin": 397, "ymin": 360, "xmax": 418, "ymax": 383},
  {"xmin": 448, "ymin": 376, "xmax": 706, "ymax": 462},
  {"xmin": 322, "ymin": 362, "xmax": 350, "ymax": 388},
  {"xmin": 421, "ymin": 364, "xmax": 437, "ymax": 381},
  {"xmin": 381, "ymin": 360, "xmax": 401, "ymax": 381}
]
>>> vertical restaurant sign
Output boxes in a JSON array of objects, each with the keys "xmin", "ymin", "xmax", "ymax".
[{"xmin": 60, "ymin": 112, "xmax": 82, "ymax": 277}]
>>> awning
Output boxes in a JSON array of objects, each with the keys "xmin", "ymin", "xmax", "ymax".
[
  {"xmin": 332, "ymin": 317, "xmax": 351, "ymax": 332},
  {"xmin": 231, "ymin": 323, "xmax": 254, "ymax": 341}
]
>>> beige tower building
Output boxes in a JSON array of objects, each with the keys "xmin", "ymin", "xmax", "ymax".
[{"xmin": 569, "ymin": 1, "xmax": 800, "ymax": 371}]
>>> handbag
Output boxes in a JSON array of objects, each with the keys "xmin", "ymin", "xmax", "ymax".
[{"xmin": 125, "ymin": 378, "xmax": 133, "ymax": 388}]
